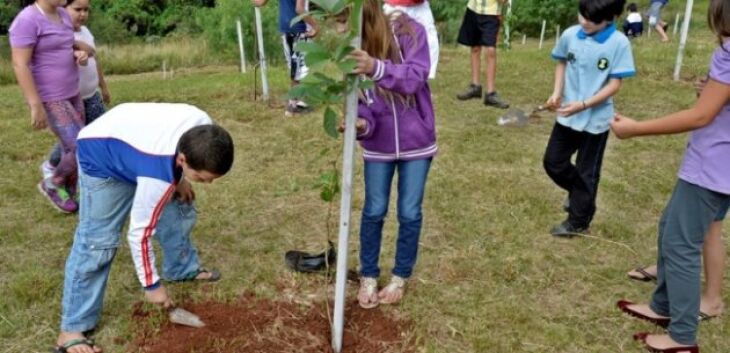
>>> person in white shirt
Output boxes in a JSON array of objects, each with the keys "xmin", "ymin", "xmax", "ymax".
[{"xmin": 622, "ymin": 3, "xmax": 644, "ymax": 38}]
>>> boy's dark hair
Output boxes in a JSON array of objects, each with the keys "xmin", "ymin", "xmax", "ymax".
[
  {"xmin": 580, "ymin": 0, "xmax": 626, "ymax": 24},
  {"xmin": 627, "ymin": 3, "xmax": 638, "ymax": 13},
  {"xmin": 708, "ymin": 0, "xmax": 730, "ymax": 48},
  {"xmin": 178, "ymin": 125, "xmax": 234, "ymax": 175}
]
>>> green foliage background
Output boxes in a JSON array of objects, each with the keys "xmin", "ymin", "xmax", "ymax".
[
  {"xmin": 0, "ymin": 0, "xmax": 585, "ymax": 49},
  {"xmin": 0, "ymin": 0, "xmax": 696, "ymax": 73}
]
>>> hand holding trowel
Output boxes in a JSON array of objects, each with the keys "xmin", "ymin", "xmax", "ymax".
[{"xmin": 497, "ymin": 103, "xmax": 554, "ymax": 126}]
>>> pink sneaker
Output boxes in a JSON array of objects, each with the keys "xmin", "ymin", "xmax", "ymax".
[{"xmin": 37, "ymin": 181, "xmax": 78, "ymax": 213}]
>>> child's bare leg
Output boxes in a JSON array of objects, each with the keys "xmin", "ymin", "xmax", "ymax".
[
  {"xmin": 484, "ymin": 46, "xmax": 497, "ymax": 93},
  {"xmin": 470, "ymin": 46, "xmax": 481, "ymax": 85},
  {"xmin": 655, "ymin": 23, "xmax": 669, "ymax": 42}
]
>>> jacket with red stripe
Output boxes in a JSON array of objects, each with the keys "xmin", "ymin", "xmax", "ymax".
[{"xmin": 77, "ymin": 103, "xmax": 213, "ymax": 287}]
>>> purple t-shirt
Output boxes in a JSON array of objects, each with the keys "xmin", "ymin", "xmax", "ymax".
[
  {"xmin": 9, "ymin": 5, "xmax": 79, "ymax": 102},
  {"xmin": 678, "ymin": 44, "xmax": 730, "ymax": 195}
]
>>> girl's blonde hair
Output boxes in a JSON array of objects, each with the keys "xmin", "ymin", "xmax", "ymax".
[{"xmin": 339, "ymin": 0, "xmax": 417, "ymax": 104}]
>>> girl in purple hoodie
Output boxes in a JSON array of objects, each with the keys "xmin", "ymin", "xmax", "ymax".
[{"xmin": 346, "ymin": 0, "xmax": 436, "ymax": 309}]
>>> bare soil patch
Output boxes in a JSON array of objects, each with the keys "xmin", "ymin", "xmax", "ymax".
[{"xmin": 132, "ymin": 293, "xmax": 416, "ymax": 353}]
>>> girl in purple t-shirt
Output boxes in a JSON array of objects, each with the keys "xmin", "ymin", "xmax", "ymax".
[
  {"xmin": 9, "ymin": 0, "xmax": 92, "ymax": 213},
  {"xmin": 611, "ymin": 0, "xmax": 730, "ymax": 351}
]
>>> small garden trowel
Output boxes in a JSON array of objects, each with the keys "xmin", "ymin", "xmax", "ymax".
[
  {"xmin": 497, "ymin": 105, "xmax": 550, "ymax": 127},
  {"xmin": 169, "ymin": 307, "xmax": 205, "ymax": 328}
]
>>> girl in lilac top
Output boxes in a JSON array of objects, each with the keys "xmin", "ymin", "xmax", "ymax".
[
  {"xmin": 345, "ymin": 0, "xmax": 436, "ymax": 309},
  {"xmin": 9, "ymin": 0, "xmax": 91, "ymax": 213},
  {"xmin": 611, "ymin": 0, "xmax": 730, "ymax": 351}
]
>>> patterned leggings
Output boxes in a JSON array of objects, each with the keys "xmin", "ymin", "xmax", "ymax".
[
  {"xmin": 44, "ymin": 96, "xmax": 85, "ymax": 188},
  {"xmin": 49, "ymin": 92, "xmax": 106, "ymax": 167}
]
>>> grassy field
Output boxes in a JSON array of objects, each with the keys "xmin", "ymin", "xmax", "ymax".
[{"xmin": 1, "ymin": 7, "xmax": 729, "ymax": 353}]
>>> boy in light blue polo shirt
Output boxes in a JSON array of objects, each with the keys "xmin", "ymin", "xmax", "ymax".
[{"xmin": 543, "ymin": 0, "xmax": 634, "ymax": 237}]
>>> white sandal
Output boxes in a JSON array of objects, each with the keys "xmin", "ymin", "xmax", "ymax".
[
  {"xmin": 358, "ymin": 277, "xmax": 379, "ymax": 309},
  {"xmin": 378, "ymin": 276, "xmax": 406, "ymax": 305}
]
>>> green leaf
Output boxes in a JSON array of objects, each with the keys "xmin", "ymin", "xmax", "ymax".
[
  {"xmin": 313, "ymin": 72, "xmax": 337, "ymax": 85},
  {"xmin": 337, "ymin": 58, "xmax": 357, "ymax": 74},
  {"xmin": 318, "ymin": 169, "xmax": 340, "ymax": 202},
  {"xmin": 310, "ymin": 0, "xmax": 344, "ymax": 13},
  {"xmin": 359, "ymin": 79, "xmax": 374, "ymax": 90},
  {"xmin": 305, "ymin": 51, "xmax": 332, "ymax": 68},
  {"xmin": 294, "ymin": 41, "xmax": 328, "ymax": 55},
  {"xmin": 334, "ymin": 44, "xmax": 355, "ymax": 62},
  {"xmin": 289, "ymin": 13, "xmax": 308, "ymax": 28},
  {"xmin": 324, "ymin": 106, "xmax": 339, "ymax": 139}
]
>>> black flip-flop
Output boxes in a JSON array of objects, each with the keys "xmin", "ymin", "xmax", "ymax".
[
  {"xmin": 628, "ymin": 266, "xmax": 657, "ymax": 282},
  {"xmin": 699, "ymin": 311, "xmax": 718, "ymax": 322},
  {"xmin": 175, "ymin": 268, "xmax": 221, "ymax": 282},
  {"xmin": 193, "ymin": 268, "xmax": 221, "ymax": 282},
  {"xmin": 52, "ymin": 338, "xmax": 101, "ymax": 353},
  {"xmin": 285, "ymin": 241, "xmax": 336, "ymax": 273}
]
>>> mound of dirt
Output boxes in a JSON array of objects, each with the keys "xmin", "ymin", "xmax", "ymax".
[{"xmin": 132, "ymin": 293, "xmax": 415, "ymax": 353}]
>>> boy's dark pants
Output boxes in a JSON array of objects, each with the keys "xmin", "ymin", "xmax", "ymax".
[{"xmin": 543, "ymin": 122, "xmax": 609, "ymax": 229}]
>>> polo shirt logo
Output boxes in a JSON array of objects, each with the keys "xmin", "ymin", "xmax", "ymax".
[
  {"xmin": 597, "ymin": 58, "xmax": 609, "ymax": 70},
  {"xmin": 567, "ymin": 52, "xmax": 576, "ymax": 63}
]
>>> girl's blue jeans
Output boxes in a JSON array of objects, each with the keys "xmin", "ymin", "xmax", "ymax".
[
  {"xmin": 359, "ymin": 158, "xmax": 431, "ymax": 279},
  {"xmin": 61, "ymin": 169, "xmax": 201, "ymax": 332}
]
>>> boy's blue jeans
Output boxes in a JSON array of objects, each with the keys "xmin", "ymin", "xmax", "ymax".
[
  {"xmin": 359, "ymin": 159, "xmax": 431, "ymax": 279},
  {"xmin": 61, "ymin": 169, "xmax": 201, "ymax": 332}
]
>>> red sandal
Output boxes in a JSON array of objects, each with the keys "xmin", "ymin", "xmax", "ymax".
[
  {"xmin": 618, "ymin": 300, "xmax": 670, "ymax": 328},
  {"xmin": 634, "ymin": 332, "xmax": 700, "ymax": 353}
]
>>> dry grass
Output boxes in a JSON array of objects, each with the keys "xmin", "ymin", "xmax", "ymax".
[{"xmin": 1, "ymin": 7, "xmax": 729, "ymax": 352}]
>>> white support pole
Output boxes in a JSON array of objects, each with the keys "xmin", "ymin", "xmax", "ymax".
[
  {"xmin": 522, "ymin": 34, "xmax": 526, "ymax": 45},
  {"xmin": 539, "ymin": 20, "xmax": 546, "ymax": 49},
  {"xmin": 555, "ymin": 24, "xmax": 561, "ymax": 42},
  {"xmin": 332, "ymin": 6, "xmax": 363, "ymax": 353},
  {"xmin": 673, "ymin": 13, "xmax": 680, "ymax": 37},
  {"xmin": 236, "ymin": 19, "xmax": 247, "ymax": 73},
  {"xmin": 673, "ymin": 0, "xmax": 693, "ymax": 81},
  {"xmin": 254, "ymin": 7, "xmax": 269, "ymax": 100}
]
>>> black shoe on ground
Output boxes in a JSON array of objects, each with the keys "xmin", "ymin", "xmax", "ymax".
[
  {"xmin": 550, "ymin": 220, "xmax": 589, "ymax": 238},
  {"xmin": 457, "ymin": 84, "xmax": 482, "ymax": 100},
  {"xmin": 483, "ymin": 91, "xmax": 510, "ymax": 109}
]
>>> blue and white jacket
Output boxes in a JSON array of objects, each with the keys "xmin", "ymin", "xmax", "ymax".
[{"xmin": 77, "ymin": 103, "xmax": 212, "ymax": 287}]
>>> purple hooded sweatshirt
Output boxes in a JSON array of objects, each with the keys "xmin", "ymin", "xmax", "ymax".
[{"xmin": 357, "ymin": 15, "xmax": 437, "ymax": 162}]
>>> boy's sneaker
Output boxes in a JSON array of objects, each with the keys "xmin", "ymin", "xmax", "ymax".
[
  {"xmin": 295, "ymin": 100, "xmax": 312, "ymax": 113},
  {"xmin": 37, "ymin": 181, "xmax": 78, "ymax": 213},
  {"xmin": 456, "ymin": 84, "xmax": 482, "ymax": 100},
  {"xmin": 285, "ymin": 101, "xmax": 311, "ymax": 117},
  {"xmin": 550, "ymin": 220, "xmax": 589, "ymax": 238},
  {"xmin": 483, "ymin": 91, "xmax": 510, "ymax": 109},
  {"xmin": 40, "ymin": 160, "xmax": 55, "ymax": 180}
]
